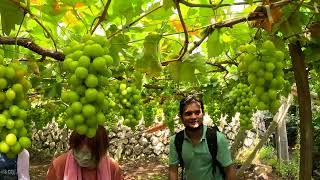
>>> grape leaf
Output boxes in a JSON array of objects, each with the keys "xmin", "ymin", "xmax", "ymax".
[
  {"xmin": 45, "ymin": 82, "xmax": 62, "ymax": 98},
  {"xmin": 109, "ymin": 34, "xmax": 130, "ymax": 65},
  {"xmin": 163, "ymin": 0, "xmax": 174, "ymax": 10},
  {"xmin": 207, "ymin": 30, "xmax": 225, "ymax": 57},
  {"xmin": 0, "ymin": 0, "xmax": 24, "ymax": 35},
  {"xmin": 146, "ymin": 2, "xmax": 172, "ymax": 20}
]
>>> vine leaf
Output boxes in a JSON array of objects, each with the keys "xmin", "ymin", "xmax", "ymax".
[
  {"xmin": 135, "ymin": 33, "xmax": 162, "ymax": 77},
  {"xmin": 277, "ymin": 11, "xmax": 303, "ymax": 38},
  {"xmin": 207, "ymin": 30, "xmax": 225, "ymax": 58},
  {"xmin": 0, "ymin": 0, "xmax": 24, "ymax": 35},
  {"xmin": 166, "ymin": 60, "xmax": 197, "ymax": 84},
  {"xmin": 146, "ymin": 2, "xmax": 172, "ymax": 21},
  {"xmin": 109, "ymin": 34, "xmax": 130, "ymax": 66},
  {"xmin": 163, "ymin": 0, "xmax": 174, "ymax": 10},
  {"xmin": 45, "ymin": 82, "xmax": 62, "ymax": 98}
]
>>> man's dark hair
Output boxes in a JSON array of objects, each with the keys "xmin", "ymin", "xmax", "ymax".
[{"xmin": 179, "ymin": 95, "xmax": 204, "ymax": 117}]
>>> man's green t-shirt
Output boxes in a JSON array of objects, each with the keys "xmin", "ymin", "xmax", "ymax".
[{"xmin": 169, "ymin": 126, "xmax": 233, "ymax": 180}]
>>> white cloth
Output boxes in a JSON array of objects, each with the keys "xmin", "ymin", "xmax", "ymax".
[{"xmin": 17, "ymin": 149, "xmax": 30, "ymax": 180}]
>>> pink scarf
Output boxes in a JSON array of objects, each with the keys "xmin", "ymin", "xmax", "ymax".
[{"xmin": 63, "ymin": 150, "xmax": 111, "ymax": 180}]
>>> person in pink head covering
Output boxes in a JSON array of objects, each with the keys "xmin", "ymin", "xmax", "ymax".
[{"xmin": 46, "ymin": 125, "xmax": 123, "ymax": 180}]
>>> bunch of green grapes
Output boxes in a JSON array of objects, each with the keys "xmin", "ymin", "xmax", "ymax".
[
  {"xmin": 28, "ymin": 106, "xmax": 52, "ymax": 130},
  {"xmin": 163, "ymin": 100, "xmax": 178, "ymax": 133},
  {"xmin": 105, "ymin": 112, "xmax": 118, "ymax": 131},
  {"xmin": 143, "ymin": 102, "xmax": 156, "ymax": 127},
  {"xmin": 238, "ymin": 40, "xmax": 285, "ymax": 113},
  {"xmin": 205, "ymin": 102, "xmax": 221, "ymax": 125},
  {"xmin": 228, "ymin": 83, "xmax": 254, "ymax": 129},
  {"xmin": 112, "ymin": 82, "xmax": 142, "ymax": 129},
  {"xmin": 62, "ymin": 35, "xmax": 114, "ymax": 138},
  {"xmin": 52, "ymin": 104, "xmax": 68, "ymax": 128},
  {"xmin": 0, "ymin": 51, "xmax": 32, "ymax": 157}
]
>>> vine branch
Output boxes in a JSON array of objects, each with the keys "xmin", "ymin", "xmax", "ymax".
[
  {"xmin": 0, "ymin": 37, "xmax": 64, "ymax": 61},
  {"xmin": 91, "ymin": 0, "xmax": 112, "ymax": 34},
  {"xmin": 188, "ymin": 0, "xmax": 292, "ymax": 54},
  {"xmin": 107, "ymin": 5, "xmax": 163, "ymax": 39},
  {"xmin": 173, "ymin": 0, "xmax": 189, "ymax": 62},
  {"xmin": 10, "ymin": 0, "xmax": 58, "ymax": 51},
  {"xmin": 180, "ymin": 0, "xmax": 262, "ymax": 8}
]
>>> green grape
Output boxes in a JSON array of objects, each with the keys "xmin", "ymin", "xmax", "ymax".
[
  {"xmin": 61, "ymin": 35, "xmax": 121, "ymax": 137},
  {"xmin": 238, "ymin": 41, "xmax": 286, "ymax": 114},
  {"xmin": 143, "ymin": 102, "xmax": 156, "ymax": 127},
  {"xmin": 163, "ymin": 100, "xmax": 178, "ymax": 133}
]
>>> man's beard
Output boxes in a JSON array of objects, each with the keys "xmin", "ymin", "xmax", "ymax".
[{"xmin": 185, "ymin": 123, "xmax": 203, "ymax": 132}]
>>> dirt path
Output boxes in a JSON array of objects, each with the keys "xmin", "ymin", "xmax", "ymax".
[
  {"xmin": 30, "ymin": 156, "xmax": 167, "ymax": 179},
  {"xmin": 29, "ymin": 154, "xmax": 280, "ymax": 180}
]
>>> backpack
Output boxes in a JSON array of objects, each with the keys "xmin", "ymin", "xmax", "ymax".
[{"xmin": 174, "ymin": 126, "xmax": 225, "ymax": 180}]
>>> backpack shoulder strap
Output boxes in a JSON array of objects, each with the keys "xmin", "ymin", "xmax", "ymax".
[
  {"xmin": 174, "ymin": 130, "xmax": 185, "ymax": 180},
  {"xmin": 206, "ymin": 126, "xmax": 226, "ymax": 179},
  {"xmin": 174, "ymin": 130, "xmax": 184, "ymax": 168}
]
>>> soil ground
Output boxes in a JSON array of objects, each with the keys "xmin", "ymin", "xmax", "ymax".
[
  {"xmin": 29, "ymin": 154, "xmax": 167, "ymax": 180},
  {"xmin": 29, "ymin": 154, "xmax": 280, "ymax": 180}
]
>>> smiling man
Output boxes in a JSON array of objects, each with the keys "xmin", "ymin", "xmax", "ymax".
[{"xmin": 168, "ymin": 95, "xmax": 236, "ymax": 180}]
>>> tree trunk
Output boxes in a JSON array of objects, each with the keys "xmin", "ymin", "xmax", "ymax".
[
  {"xmin": 237, "ymin": 95, "xmax": 293, "ymax": 177},
  {"xmin": 276, "ymin": 116, "xmax": 289, "ymax": 161},
  {"xmin": 289, "ymin": 41, "xmax": 313, "ymax": 180},
  {"xmin": 231, "ymin": 128, "xmax": 246, "ymax": 159}
]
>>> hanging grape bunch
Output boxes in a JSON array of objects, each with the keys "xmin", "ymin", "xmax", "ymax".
[
  {"xmin": 238, "ymin": 40, "xmax": 285, "ymax": 113},
  {"xmin": 0, "ymin": 50, "xmax": 32, "ymax": 158},
  {"xmin": 61, "ymin": 35, "xmax": 114, "ymax": 138},
  {"xmin": 115, "ymin": 82, "xmax": 142, "ymax": 129},
  {"xmin": 143, "ymin": 101, "xmax": 156, "ymax": 127},
  {"xmin": 163, "ymin": 100, "xmax": 178, "ymax": 133},
  {"xmin": 228, "ymin": 83, "xmax": 254, "ymax": 130}
]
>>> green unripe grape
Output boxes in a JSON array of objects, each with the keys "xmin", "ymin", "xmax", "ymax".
[
  {"xmin": 73, "ymin": 114, "xmax": 84, "ymax": 124},
  {"xmin": 256, "ymin": 69, "xmax": 265, "ymax": 77},
  {"xmin": 254, "ymin": 86, "xmax": 264, "ymax": 96},
  {"xmin": 245, "ymin": 44, "xmax": 256, "ymax": 53},
  {"xmin": 78, "ymin": 56, "xmax": 91, "ymax": 68},
  {"xmin": 264, "ymin": 72, "xmax": 273, "ymax": 81},
  {"xmin": 265, "ymin": 62, "xmax": 275, "ymax": 71},
  {"xmin": 0, "ymin": 78, "xmax": 7, "ymax": 90},
  {"xmin": 5, "ymin": 67, "xmax": 16, "ymax": 80},
  {"xmin": 243, "ymin": 54, "xmax": 256, "ymax": 65},
  {"xmin": 260, "ymin": 93, "xmax": 270, "ymax": 103},
  {"xmin": 66, "ymin": 119, "xmax": 75, "ymax": 130},
  {"xmin": 262, "ymin": 40, "xmax": 276, "ymax": 51},
  {"xmin": 75, "ymin": 67, "xmax": 88, "ymax": 79},
  {"xmin": 247, "ymin": 74, "xmax": 257, "ymax": 85},
  {"xmin": 76, "ymin": 124, "xmax": 88, "ymax": 135},
  {"xmin": 63, "ymin": 46, "xmax": 72, "ymax": 55},
  {"xmin": 69, "ymin": 61, "xmax": 79, "ymax": 73},
  {"xmin": 71, "ymin": 102, "xmax": 83, "ymax": 114},
  {"xmin": 248, "ymin": 61, "xmax": 260, "ymax": 73},
  {"xmin": 274, "ymin": 51, "xmax": 284, "ymax": 60},
  {"xmin": 0, "ymin": 65, "xmax": 6, "ymax": 77},
  {"xmin": 85, "ymin": 88, "xmax": 98, "ymax": 102},
  {"xmin": 82, "ymin": 104, "xmax": 96, "ymax": 118},
  {"xmin": 257, "ymin": 102, "xmax": 268, "ymax": 110},
  {"xmin": 92, "ymin": 57, "xmax": 106, "ymax": 73},
  {"xmin": 63, "ymin": 58, "xmax": 73, "ymax": 71},
  {"xmin": 103, "ymin": 55, "xmax": 113, "ymax": 66},
  {"xmin": 86, "ymin": 128, "xmax": 97, "ymax": 138},
  {"xmin": 85, "ymin": 74, "xmax": 98, "ymax": 88},
  {"xmin": 71, "ymin": 50, "xmax": 83, "ymax": 60},
  {"xmin": 256, "ymin": 78, "xmax": 265, "ymax": 86},
  {"xmin": 6, "ymin": 89, "xmax": 16, "ymax": 101}
]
